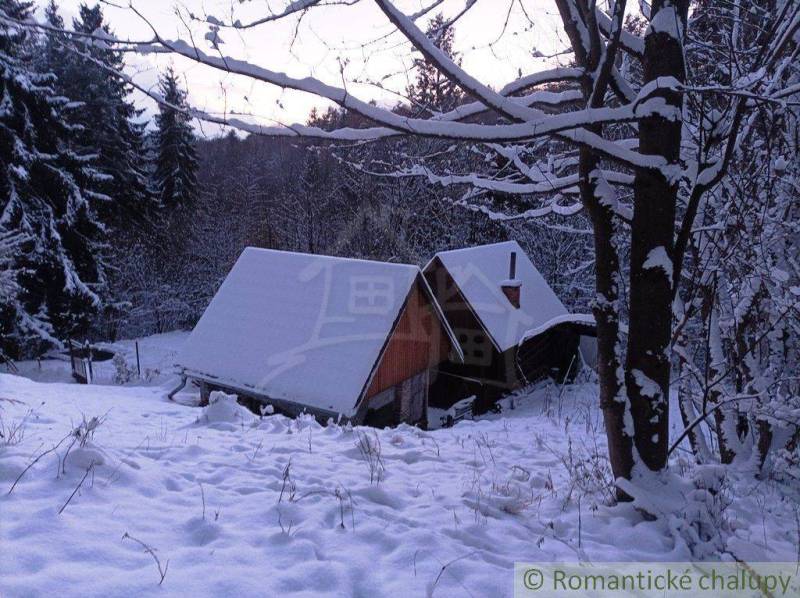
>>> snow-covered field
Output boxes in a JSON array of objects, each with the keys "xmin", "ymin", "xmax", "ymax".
[
  {"xmin": 1, "ymin": 337, "xmax": 798, "ymax": 596},
  {"xmin": 9, "ymin": 331, "xmax": 190, "ymax": 386}
]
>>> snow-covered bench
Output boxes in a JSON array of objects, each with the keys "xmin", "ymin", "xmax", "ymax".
[{"xmin": 440, "ymin": 395, "xmax": 476, "ymax": 428}]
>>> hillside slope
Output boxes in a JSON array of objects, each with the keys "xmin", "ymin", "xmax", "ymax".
[{"xmin": 0, "ymin": 375, "xmax": 796, "ymax": 596}]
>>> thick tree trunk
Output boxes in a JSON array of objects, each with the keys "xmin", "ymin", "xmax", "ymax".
[
  {"xmin": 626, "ymin": 0, "xmax": 689, "ymax": 472},
  {"xmin": 580, "ymin": 150, "xmax": 634, "ymax": 488},
  {"xmin": 553, "ymin": 0, "xmax": 636, "ymax": 492}
]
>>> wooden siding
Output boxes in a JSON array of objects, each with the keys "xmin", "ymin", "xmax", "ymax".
[
  {"xmin": 424, "ymin": 256, "xmax": 582, "ymax": 410},
  {"xmin": 424, "ymin": 257, "xmax": 491, "ymax": 350},
  {"xmin": 424, "ymin": 258, "xmax": 506, "ymax": 378},
  {"xmin": 424, "ymin": 258, "xmax": 509, "ymax": 409},
  {"xmin": 516, "ymin": 325, "xmax": 580, "ymax": 383},
  {"xmin": 365, "ymin": 280, "xmax": 452, "ymax": 399}
]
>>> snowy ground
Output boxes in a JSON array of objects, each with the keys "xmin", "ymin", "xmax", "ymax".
[
  {"xmin": 1, "ymin": 341, "xmax": 798, "ymax": 596},
  {"xmin": 8, "ymin": 331, "xmax": 190, "ymax": 386}
]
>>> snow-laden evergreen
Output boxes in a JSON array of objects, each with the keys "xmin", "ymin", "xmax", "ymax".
[
  {"xmin": 43, "ymin": 3, "xmax": 152, "ymax": 225},
  {"xmin": 153, "ymin": 66, "xmax": 198, "ymax": 208},
  {"xmin": 0, "ymin": 0, "xmax": 105, "ymax": 359}
]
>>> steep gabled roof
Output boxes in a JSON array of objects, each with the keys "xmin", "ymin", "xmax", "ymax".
[
  {"xmin": 175, "ymin": 247, "xmax": 459, "ymax": 417},
  {"xmin": 424, "ymin": 241, "xmax": 568, "ymax": 352}
]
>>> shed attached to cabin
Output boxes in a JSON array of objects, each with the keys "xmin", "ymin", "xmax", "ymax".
[
  {"xmin": 174, "ymin": 247, "xmax": 462, "ymax": 427},
  {"xmin": 423, "ymin": 241, "xmax": 594, "ymax": 410}
]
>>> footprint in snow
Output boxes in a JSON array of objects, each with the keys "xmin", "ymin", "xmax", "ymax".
[
  {"xmin": 164, "ymin": 478, "xmax": 183, "ymax": 492},
  {"xmin": 233, "ymin": 486, "xmax": 264, "ymax": 496},
  {"xmin": 183, "ymin": 516, "xmax": 222, "ymax": 546}
]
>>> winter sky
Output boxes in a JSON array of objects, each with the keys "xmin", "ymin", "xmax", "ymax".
[{"xmin": 52, "ymin": 1, "xmax": 570, "ymax": 136}]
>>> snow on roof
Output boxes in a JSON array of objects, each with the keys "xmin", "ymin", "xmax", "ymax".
[
  {"xmin": 175, "ymin": 247, "xmax": 428, "ymax": 417},
  {"xmin": 518, "ymin": 313, "xmax": 596, "ymax": 346},
  {"xmin": 427, "ymin": 241, "xmax": 569, "ymax": 352}
]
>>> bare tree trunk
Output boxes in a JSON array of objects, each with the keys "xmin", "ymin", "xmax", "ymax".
[
  {"xmin": 551, "ymin": 0, "xmax": 640, "ymax": 490},
  {"xmin": 625, "ymin": 0, "xmax": 690, "ymax": 472},
  {"xmin": 755, "ymin": 420, "xmax": 772, "ymax": 471},
  {"xmin": 553, "ymin": 0, "xmax": 636, "ymax": 493},
  {"xmin": 706, "ymin": 300, "xmax": 739, "ymax": 464},
  {"xmin": 676, "ymin": 351, "xmax": 712, "ymax": 463},
  {"xmin": 580, "ymin": 150, "xmax": 634, "ymax": 488}
]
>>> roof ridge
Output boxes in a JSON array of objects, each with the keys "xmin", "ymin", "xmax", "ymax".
[
  {"xmin": 242, "ymin": 246, "xmax": 420, "ymax": 270},
  {"xmin": 431, "ymin": 239, "xmax": 521, "ymax": 257}
]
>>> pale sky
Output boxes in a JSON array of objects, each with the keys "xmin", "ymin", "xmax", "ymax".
[{"xmin": 53, "ymin": 1, "xmax": 574, "ymax": 137}]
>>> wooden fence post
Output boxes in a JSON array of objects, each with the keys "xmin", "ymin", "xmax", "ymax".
[
  {"xmin": 86, "ymin": 340, "xmax": 94, "ymax": 384},
  {"xmin": 68, "ymin": 338, "xmax": 75, "ymax": 373}
]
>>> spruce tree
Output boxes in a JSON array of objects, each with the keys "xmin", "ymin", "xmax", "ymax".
[
  {"xmin": 154, "ymin": 66, "xmax": 198, "ymax": 208},
  {"xmin": 40, "ymin": 0, "xmax": 65, "ymax": 69},
  {"xmin": 405, "ymin": 14, "xmax": 463, "ymax": 115},
  {"xmin": 54, "ymin": 3, "xmax": 153, "ymax": 225},
  {"xmin": 0, "ymin": 0, "xmax": 105, "ymax": 357}
]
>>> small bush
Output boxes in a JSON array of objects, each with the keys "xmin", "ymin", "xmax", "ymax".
[{"xmin": 112, "ymin": 353, "xmax": 136, "ymax": 385}]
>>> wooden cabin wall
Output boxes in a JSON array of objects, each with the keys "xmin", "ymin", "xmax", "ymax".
[
  {"xmin": 364, "ymin": 281, "xmax": 452, "ymax": 400},
  {"xmin": 424, "ymin": 258, "xmax": 584, "ymax": 410},
  {"xmin": 516, "ymin": 327, "xmax": 580, "ymax": 384},
  {"xmin": 424, "ymin": 258, "xmax": 488, "ymax": 346},
  {"xmin": 197, "ymin": 380, "xmax": 341, "ymax": 425},
  {"xmin": 423, "ymin": 258, "xmax": 499, "ymax": 371},
  {"xmin": 424, "ymin": 258, "xmax": 508, "ymax": 408}
]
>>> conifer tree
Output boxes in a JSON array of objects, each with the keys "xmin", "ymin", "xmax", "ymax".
[
  {"xmin": 0, "ymin": 0, "xmax": 105, "ymax": 357},
  {"xmin": 40, "ymin": 0, "xmax": 64, "ymax": 68},
  {"xmin": 153, "ymin": 66, "xmax": 198, "ymax": 208},
  {"xmin": 55, "ymin": 3, "xmax": 153, "ymax": 224},
  {"xmin": 405, "ymin": 14, "xmax": 463, "ymax": 115}
]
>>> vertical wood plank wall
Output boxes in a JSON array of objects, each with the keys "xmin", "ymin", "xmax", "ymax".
[
  {"xmin": 424, "ymin": 258, "xmax": 488, "ymax": 344},
  {"xmin": 365, "ymin": 281, "xmax": 452, "ymax": 399}
]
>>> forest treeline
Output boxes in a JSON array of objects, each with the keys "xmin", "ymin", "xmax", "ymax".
[
  {"xmin": 1, "ymin": 4, "xmax": 591, "ymax": 355},
  {"xmin": 0, "ymin": 0, "xmax": 198, "ymax": 357},
  {"xmin": 1, "ymin": 0, "xmax": 798, "ymax": 488}
]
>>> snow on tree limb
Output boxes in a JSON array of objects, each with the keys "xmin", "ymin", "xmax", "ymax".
[
  {"xmin": 373, "ymin": 0, "xmax": 541, "ymax": 123},
  {"xmin": 594, "ymin": 5, "xmax": 644, "ymax": 58}
]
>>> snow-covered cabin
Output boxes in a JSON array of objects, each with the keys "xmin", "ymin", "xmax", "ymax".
[
  {"xmin": 175, "ymin": 247, "xmax": 462, "ymax": 427},
  {"xmin": 423, "ymin": 241, "xmax": 594, "ymax": 410}
]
